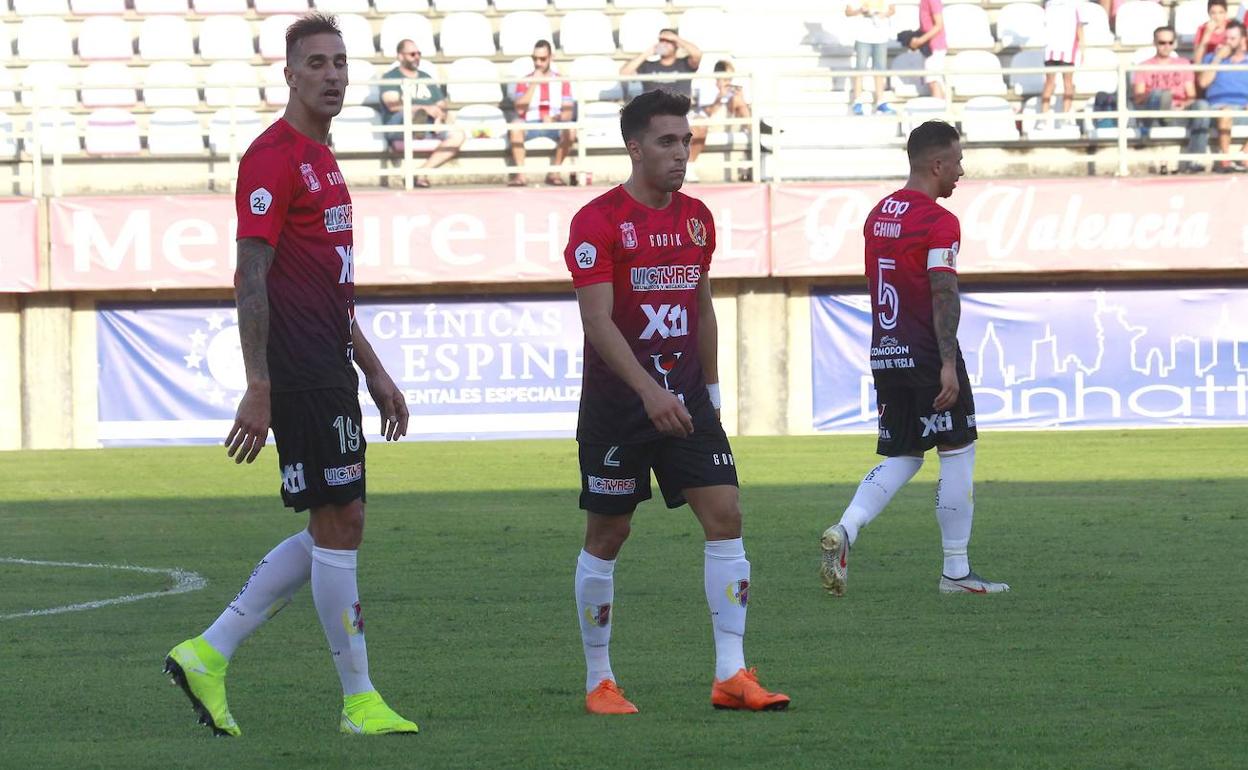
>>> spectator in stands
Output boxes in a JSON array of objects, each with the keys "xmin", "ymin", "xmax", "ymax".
[
  {"xmin": 1198, "ymin": 19, "xmax": 1248, "ymax": 172},
  {"xmin": 691, "ymin": 60, "xmax": 753, "ymax": 180},
  {"xmin": 910, "ymin": 0, "xmax": 947, "ymax": 101},
  {"xmin": 1134, "ymin": 25, "xmax": 1210, "ymax": 173},
  {"xmin": 1039, "ymin": 0, "xmax": 1086, "ymax": 130},
  {"xmin": 508, "ymin": 40, "xmax": 576, "ymax": 187},
  {"xmin": 621, "ymin": 28, "xmax": 703, "ymax": 99},
  {"xmin": 379, "ymin": 39, "xmax": 464, "ymax": 188},
  {"xmin": 1195, "ymin": 0, "xmax": 1230, "ymax": 63},
  {"xmin": 846, "ymin": 0, "xmax": 896, "ymax": 114}
]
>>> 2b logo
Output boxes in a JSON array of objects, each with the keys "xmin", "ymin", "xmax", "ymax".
[
  {"xmin": 336, "ymin": 245, "xmax": 354, "ymax": 284},
  {"xmin": 881, "ymin": 197, "xmax": 911, "ymax": 217},
  {"xmin": 920, "ymin": 411, "xmax": 953, "ymax": 437},
  {"xmin": 640, "ymin": 304, "xmax": 688, "ymax": 340}
]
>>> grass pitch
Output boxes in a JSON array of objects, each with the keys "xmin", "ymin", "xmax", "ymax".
[{"xmin": 1, "ymin": 430, "xmax": 1244, "ymax": 770}]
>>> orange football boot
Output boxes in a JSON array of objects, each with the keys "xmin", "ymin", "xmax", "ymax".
[
  {"xmin": 711, "ymin": 668, "xmax": 791, "ymax": 711},
  {"xmin": 585, "ymin": 679, "xmax": 639, "ymax": 715}
]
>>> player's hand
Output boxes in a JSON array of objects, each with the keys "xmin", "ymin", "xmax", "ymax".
[
  {"xmin": 659, "ymin": 31, "xmax": 679, "ymax": 46},
  {"xmin": 643, "ymin": 386, "xmax": 694, "ymax": 438},
  {"xmin": 226, "ymin": 384, "xmax": 270, "ymax": 464},
  {"xmin": 366, "ymin": 371, "xmax": 409, "ymax": 441},
  {"xmin": 933, "ymin": 362, "xmax": 959, "ymax": 412}
]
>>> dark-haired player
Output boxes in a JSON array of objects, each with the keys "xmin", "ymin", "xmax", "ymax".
[
  {"xmin": 819, "ymin": 120, "xmax": 1009, "ymax": 597},
  {"xmin": 164, "ymin": 14, "xmax": 419, "ymax": 737},
  {"xmin": 564, "ymin": 90, "xmax": 790, "ymax": 715}
]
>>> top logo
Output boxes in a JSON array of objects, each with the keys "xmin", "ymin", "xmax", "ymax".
[
  {"xmin": 880, "ymin": 198, "xmax": 911, "ymax": 217},
  {"xmin": 686, "ymin": 217, "xmax": 707, "ymax": 247},
  {"xmin": 300, "ymin": 162, "xmax": 321, "ymax": 193}
]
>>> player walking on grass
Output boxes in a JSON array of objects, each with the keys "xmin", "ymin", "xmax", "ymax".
[
  {"xmin": 163, "ymin": 14, "xmax": 418, "ymax": 737},
  {"xmin": 564, "ymin": 90, "xmax": 789, "ymax": 715},
  {"xmin": 819, "ymin": 121, "xmax": 1009, "ymax": 597}
]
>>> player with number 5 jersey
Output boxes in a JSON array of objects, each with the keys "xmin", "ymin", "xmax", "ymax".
[
  {"xmin": 163, "ymin": 13, "xmax": 420, "ymax": 740},
  {"xmin": 819, "ymin": 121, "xmax": 1010, "ymax": 599},
  {"xmin": 563, "ymin": 90, "xmax": 789, "ymax": 717}
]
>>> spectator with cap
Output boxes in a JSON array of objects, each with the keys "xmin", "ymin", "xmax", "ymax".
[{"xmin": 378, "ymin": 39, "xmax": 464, "ymax": 188}]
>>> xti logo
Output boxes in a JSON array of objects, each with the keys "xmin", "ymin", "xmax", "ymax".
[
  {"xmin": 640, "ymin": 304, "xmax": 688, "ymax": 340},
  {"xmin": 920, "ymin": 411, "xmax": 953, "ymax": 437},
  {"xmin": 281, "ymin": 462, "xmax": 307, "ymax": 494},
  {"xmin": 336, "ymin": 245, "xmax": 354, "ymax": 284}
]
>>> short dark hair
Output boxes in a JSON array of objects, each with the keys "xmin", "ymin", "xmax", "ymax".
[
  {"xmin": 713, "ymin": 59, "xmax": 734, "ymax": 73},
  {"xmin": 659, "ymin": 28, "xmax": 677, "ymax": 36},
  {"xmin": 286, "ymin": 12, "xmax": 341, "ymax": 64},
  {"xmin": 620, "ymin": 89, "xmax": 692, "ymax": 143},
  {"xmin": 396, "ymin": 38, "xmax": 418, "ymax": 55},
  {"xmin": 533, "ymin": 39, "xmax": 552, "ymax": 54},
  {"xmin": 1154, "ymin": 26, "xmax": 1176, "ymax": 40},
  {"xmin": 1228, "ymin": 18, "xmax": 1246, "ymax": 34},
  {"xmin": 906, "ymin": 120, "xmax": 961, "ymax": 165},
  {"xmin": 1209, "ymin": 0, "xmax": 1227, "ymax": 9}
]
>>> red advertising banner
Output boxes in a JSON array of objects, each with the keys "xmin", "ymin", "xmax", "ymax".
[
  {"xmin": 771, "ymin": 177, "xmax": 1248, "ymax": 277},
  {"xmin": 0, "ymin": 198, "xmax": 41, "ymax": 293},
  {"xmin": 48, "ymin": 185, "xmax": 770, "ymax": 290}
]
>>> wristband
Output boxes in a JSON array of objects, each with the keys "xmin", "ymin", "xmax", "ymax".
[{"xmin": 707, "ymin": 382, "xmax": 722, "ymax": 410}]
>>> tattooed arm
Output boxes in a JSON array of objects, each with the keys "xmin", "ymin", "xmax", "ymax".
[
  {"xmin": 929, "ymin": 270, "xmax": 961, "ymax": 411},
  {"xmin": 225, "ymin": 237, "xmax": 275, "ymax": 464}
]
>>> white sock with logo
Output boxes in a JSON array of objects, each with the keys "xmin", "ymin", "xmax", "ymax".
[
  {"xmin": 936, "ymin": 443, "xmax": 976, "ymax": 578},
  {"xmin": 575, "ymin": 550, "xmax": 616, "ymax": 693},
  {"xmin": 201, "ymin": 529, "xmax": 313, "ymax": 660},
  {"xmin": 311, "ymin": 547, "xmax": 374, "ymax": 697},
  {"xmin": 704, "ymin": 538, "xmax": 749, "ymax": 681},
  {"xmin": 838, "ymin": 456, "xmax": 925, "ymax": 545}
]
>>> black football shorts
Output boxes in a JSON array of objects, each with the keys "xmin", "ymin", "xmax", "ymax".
[
  {"xmin": 270, "ymin": 387, "xmax": 367, "ymax": 512},
  {"xmin": 577, "ymin": 401, "xmax": 738, "ymax": 516},
  {"xmin": 875, "ymin": 366, "xmax": 978, "ymax": 457}
]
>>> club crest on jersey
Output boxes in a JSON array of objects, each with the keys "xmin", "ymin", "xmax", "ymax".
[
  {"xmin": 584, "ymin": 602, "xmax": 612, "ymax": 628},
  {"xmin": 725, "ymin": 579, "xmax": 749, "ymax": 608},
  {"xmin": 300, "ymin": 162, "xmax": 321, "ymax": 193},
  {"xmin": 686, "ymin": 217, "xmax": 707, "ymax": 247},
  {"xmin": 619, "ymin": 221, "xmax": 638, "ymax": 249}
]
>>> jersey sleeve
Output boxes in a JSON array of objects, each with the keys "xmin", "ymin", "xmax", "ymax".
[
  {"xmin": 235, "ymin": 143, "xmax": 292, "ymax": 247},
  {"xmin": 925, "ymin": 212, "xmax": 961, "ymax": 273},
  {"xmin": 564, "ymin": 205, "xmax": 615, "ymax": 288}
]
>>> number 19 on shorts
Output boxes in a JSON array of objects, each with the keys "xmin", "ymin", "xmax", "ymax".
[{"xmin": 333, "ymin": 415, "xmax": 360, "ymax": 454}]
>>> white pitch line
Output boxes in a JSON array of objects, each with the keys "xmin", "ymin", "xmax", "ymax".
[{"xmin": 0, "ymin": 557, "xmax": 207, "ymax": 621}]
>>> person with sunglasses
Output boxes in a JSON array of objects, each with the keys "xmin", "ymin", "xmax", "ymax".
[{"xmin": 1134, "ymin": 25, "xmax": 1210, "ymax": 173}]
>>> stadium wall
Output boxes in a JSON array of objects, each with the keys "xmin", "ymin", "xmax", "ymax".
[{"xmin": 4, "ymin": 179, "xmax": 1248, "ymax": 450}]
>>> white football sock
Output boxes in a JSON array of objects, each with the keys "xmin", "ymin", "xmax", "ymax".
[
  {"xmin": 936, "ymin": 443, "xmax": 976, "ymax": 578},
  {"xmin": 704, "ymin": 538, "xmax": 749, "ymax": 681},
  {"xmin": 838, "ymin": 456, "xmax": 924, "ymax": 545},
  {"xmin": 311, "ymin": 547, "xmax": 374, "ymax": 697},
  {"xmin": 575, "ymin": 550, "xmax": 616, "ymax": 693},
  {"xmin": 201, "ymin": 529, "xmax": 313, "ymax": 660}
]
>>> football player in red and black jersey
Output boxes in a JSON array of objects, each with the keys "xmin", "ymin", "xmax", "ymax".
[
  {"xmin": 164, "ymin": 14, "xmax": 419, "ymax": 737},
  {"xmin": 564, "ymin": 90, "xmax": 790, "ymax": 715},
  {"xmin": 819, "ymin": 121, "xmax": 1010, "ymax": 598}
]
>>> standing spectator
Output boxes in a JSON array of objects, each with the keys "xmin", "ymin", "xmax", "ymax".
[
  {"xmin": 1134, "ymin": 25, "xmax": 1210, "ymax": 173},
  {"xmin": 1197, "ymin": 19, "xmax": 1248, "ymax": 172},
  {"xmin": 621, "ymin": 28, "xmax": 703, "ymax": 99},
  {"xmin": 911, "ymin": 0, "xmax": 947, "ymax": 101},
  {"xmin": 691, "ymin": 60, "xmax": 752, "ymax": 179},
  {"xmin": 846, "ymin": 0, "xmax": 896, "ymax": 114},
  {"xmin": 1195, "ymin": 0, "xmax": 1230, "ymax": 64},
  {"xmin": 378, "ymin": 39, "xmax": 464, "ymax": 188},
  {"xmin": 508, "ymin": 40, "xmax": 576, "ymax": 186},
  {"xmin": 1039, "ymin": 0, "xmax": 1085, "ymax": 130}
]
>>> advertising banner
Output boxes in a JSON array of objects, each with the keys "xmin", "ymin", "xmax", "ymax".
[
  {"xmin": 0, "ymin": 197, "xmax": 40, "ymax": 292},
  {"xmin": 812, "ymin": 288, "xmax": 1248, "ymax": 431},
  {"xmin": 51, "ymin": 185, "xmax": 769, "ymax": 290},
  {"xmin": 97, "ymin": 297, "xmax": 585, "ymax": 446},
  {"xmin": 774, "ymin": 178, "xmax": 1248, "ymax": 277}
]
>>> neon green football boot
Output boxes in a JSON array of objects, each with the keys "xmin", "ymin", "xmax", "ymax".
[
  {"xmin": 163, "ymin": 636, "xmax": 241, "ymax": 737},
  {"xmin": 339, "ymin": 691, "xmax": 419, "ymax": 736}
]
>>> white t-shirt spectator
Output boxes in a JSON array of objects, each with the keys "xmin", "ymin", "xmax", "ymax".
[{"xmin": 1044, "ymin": 0, "xmax": 1085, "ymax": 64}]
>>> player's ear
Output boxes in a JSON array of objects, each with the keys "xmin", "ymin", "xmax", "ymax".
[
  {"xmin": 625, "ymin": 135, "xmax": 643, "ymax": 161},
  {"xmin": 284, "ymin": 65, "xmax": 295, "ymax": 88}
]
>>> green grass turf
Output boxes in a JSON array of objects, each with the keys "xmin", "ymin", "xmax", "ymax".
[{"xmin": 0, "ymin": 430, "xmax": 1244, "ymax": 770}]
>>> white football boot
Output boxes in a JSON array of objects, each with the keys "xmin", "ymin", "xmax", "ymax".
[
  {"xmin": 819, "ymin": 524, "xmax": 849, "ymax": 597},
  {"xmin": 939, "ymin": 570, "xmax": 1010, "ymax": 594}
]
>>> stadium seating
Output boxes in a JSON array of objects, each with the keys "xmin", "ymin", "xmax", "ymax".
[
  {"xmin": 1074, "ymin": 47, "xmax": 1120, "ymax": 94},
  {"xmin": 142, "ymin": 62, "xmax": 201, "ymax": 108},
  {"xmin": 446, "ymin": 57, "xmax": 504, "ymax": 104},
  {"xmin": 0, "ymin": 68, "xmax": 16, "ymax": 109},
  {"xmin": 205, "ymin": 61, "xmax": 263, "ymax": 107},
  {"xmin": 21, "ymin": 63, "xmax": 77, "ymax": 109},
  {"xmin": 138, "ymin": 17, "xmax": 195, "ymax": 61},
  {"xmin": 134, "ymin": 0, "xmax": 190, "ymax": 13},
  {"xmin": 499, "ymin": 12, "xmax": 555, "ymax": 57},
  {"xmin": 1174, "ymin": 0, "xmax": 1207, "ymax": 43},
  {"xmin": 331, "ymin": 105, "xmax": 385, "ymax": 153},
  {"xmin": 77, "ymin": 17, "xmax": 134, "ymax": 62},
  {"xmin": 619, "ymin": 9, "xmax": 671, "ymax": 54},
  {"xmin": 15, "ymin": 0, "xmax": 71, "ymax": 14},
  {"xmin": 208, "ymin": 107, "xmax": 264, "ymax": 156},
  {"xmin": 339, "ymin": 14, "xmax": 379, "ymax": 58},
  {"xmin": 495, "ymin": 0, "xmax": 552, "ymax": 10},
  {"xmin": 1078, "ymin": 2, "xmax": 1116, "ymax": 46},
  {"xmin": 961, "ymin": 96, "xmax": 1020, "ymax": 142},
  {"xmin": 942, "ymin": 5, "xmax": 995, "ymax": 49},
  {"xmin": 85, "ymin": 109, "xmax": 143, "ymax": 156},
  {"xmin": 677, "ymin": 9, "xmax": 733, "ymax": 52},
  {"xmin": 434, "ymin": 0, "xmax": 490, "ymax": 11},
  {"xmin": 347, "ymin": 59, "xmax": 376, "ymax": 106},
  {"xmin": 439, "ymin": 13, "xmax": 497, "ymax": 58},
  {"xmin": 1116, "ymin": 1, "xmax": 1171, "ymax": 46},
  {"xmin": 17, "ymin": 17, "xmax": 74, "ymax": 62},
  {"xmin": 569, "ymin": 55, "xmax": 626, "ymax": 101},
  {"xmin": 193, "ymin": 0, "xmax": 249, "ymax": 13},
  {"xmin": 254, "ymin": 0, "xmax": 311, "ymax": 13},
  {"xmin": 375, "ymin": 0, "xmax": 431, "ymax": 11},
  {"xmin": 379, "ymin": 14, "xmax": 437, "ymax": 57},
  {"xmin": 0, "ymin": 116, "xmax": 18, "ymax": 159},
  {"xmin": 81, "ymin": 62, "xmax": 139, "ymax": 108},
  {"xmin": 615, "ymin": 0, "xmax": 671, "ymax": 7},
  {"xmin": 315, "ymin": 0, "xmax": 372, "ymax": 11},
  {"xmin": 949, "ymin": 50, "xmax": 1009, "ymax": 97},
  {"xmin": 1009, "ymin": 50, "xmax": 1049, "ymax": 98},
  {"xmin": 996, "ymin": 2, "xmax": 1046, "ymax": 49},
  {"xmin": 263, "ymin": 61, "xmax": 290, "ymax": 105},
  {"xmin": 199, "ymin": 16, "xmax": 258, "ymax": 61},
  {"xmin": 454, "ymin": 103, "xmax": 508, "ymax": 151},
  {"xmin": 71, "ymin": 0, "xmax": 127, "ymax": 15},
  {"xmin": 25, "ymin": 110, "xmax": 81, "ymax": 157},
  {"xmin": 148, "ymin": 108, "xmax": 206, "ymax": 155},
  {"xmin": 260, "ymin": 15, "xmax": 301, "ymax": 60},
  {"xmin": 559, "ymin": 11, "xmax": 617, "ymax": 56}
]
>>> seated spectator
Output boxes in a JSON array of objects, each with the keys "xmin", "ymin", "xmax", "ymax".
[
  {"xmin": 1195, "ymin": 0, "xmax": 1230, "ymax": 64},
  {"xmin": 691, "ymin": 60, "xmax": 752, "ymax": 180},
  {"xmin": 1134, "ymin": 25, "xmax": 1210, "ymax": 173},
  {"xmin": 1039, "ymin": 0, "xmax": 1086, "ymax": 130},
  {"xmin": 846, "ymin": 0, "xmax": 895, "ymax": 114},
  {"xmin": 379, "ymin": 39, "xmax": 464, "ymax": 188},
  {"xmin": 620, "ymin": 28, "xmax": 703, "ymax": 99},
  {"xmin": 507, "ymin": 40, "xmax": 575, "ymax": 187},
  {"xmin": 1197, "ymin": 19, "xmax": 1248, "ymax": 172},
  {"xmin": 910, "ymin": 0, "xmax": 947, "ymax": 101}
]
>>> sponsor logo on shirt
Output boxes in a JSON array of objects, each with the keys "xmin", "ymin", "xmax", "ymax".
[
  {"xmin": 920, "ymin": 411, "xmax": 953, "ymax": 437},
  {"xmin": 327, "ymin": 170, "xmax": 345, "ymax": 186},
  {"xmin": 336, "ymin": 245, "xmax": 354, "ymax": 284},
  {"xmin": 651, "ymin": 351, "xmax": 682, "ymax": 391},
  {"xmin": 281, "ymin": 462, "xmax": 307, "ymax": 494},
  {"xmin": 574, "ymin": 241, "xmax": 597, "ymax": 269},
  {"xmin": 324, "ymin": 203, "xmax": 352, "ymax": 233},
  {"xmin": 880, "ymin": 197, "xmax": 911, "ymax": 217},
  {"xmin": 324, "ymin": 462, "xmax": 363, "ymax": 487},
  {"xmin": 587, "ymin": 476, "xmax": 636, "ymax": 495},
  {"xmin": 640, "ymin": 304, "xmax": 689, "ymax": 340},
  {"xmin": 871, "ymin": 334, "xmax": 911, "ymax": 357},
  {"xmin": 300, "ymin": 162, "xmax": 321, "ymax": 193},
  {"xmin": 686, "ymin": 217, "xmax": 707, "ymax": 247},
  {"xmin": 249, "ymin": 187, "xmax": 272, "ymax": 215},
  {"xmin": 630, "ymin": 264, "xmax": 701, "ymax": 291},
  {"xmin": 649, "ymin": 232, "xmax": 683, "ymax": 248},
  {"xmin": 620, "ymin": 221, "xmax": 638, "ymax": 249}
]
